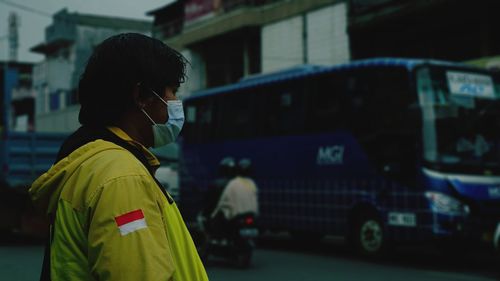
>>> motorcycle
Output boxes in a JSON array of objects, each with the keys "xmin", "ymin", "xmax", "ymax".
[{"xmin": 194, "ymin": 212, "xmax": 258, "ymax": 268}]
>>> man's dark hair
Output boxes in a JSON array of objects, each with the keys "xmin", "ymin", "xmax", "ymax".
[{"xmin": 78, "ymin": 33, "xmax": 188, "ymax": 126}]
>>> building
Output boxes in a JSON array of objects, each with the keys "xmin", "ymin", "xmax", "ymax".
[
  {"xmin": 348, "ymin": 0, "xmax": 500, "ymax": 61},
  {"xmin": 1, "ymin": 62, "xmax": 36, "ymax": 133},
  {"xmin": 148, "ymin": 0, "xmax": 500, "ymax": 98},
  {"xmin": 148, "ymin": 0, "xmax": 350, "ymax": 98},
  {"xmin": 31, "ymin": 9, "xmax": 151, "ymax": 133}
]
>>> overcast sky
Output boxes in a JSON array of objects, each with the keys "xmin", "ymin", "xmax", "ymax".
[{"xmin": 0, "ymin": 0, "xmax": 172, "ymax": 63}]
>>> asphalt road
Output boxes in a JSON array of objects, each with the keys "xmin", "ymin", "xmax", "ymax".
[
  {"xmin": 0, "ymin": 235, "xmax": 498, "ymax": 281},
  {"xmin": 205, "ymin": 235, "xmax": 500, "ymax": 281}
]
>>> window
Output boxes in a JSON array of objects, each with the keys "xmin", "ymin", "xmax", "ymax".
[
  {"xmin": 255, "ymin": 81, "xmax": 307, "ymax": 137},
  {"xmin": 307, "ymin": 74, "xmax": 346, "ymax": 133},
  {"xmin": 49, "ymin": 92, "xmax": 60, "ymax": 111},
  {"xmin": 342, "ymin": 68, "xmax": 415, "ymax": 137},
  {"xmin": 343, "ymin": 67, "xmax": 418, "ymax": 181},
  {"xmin": 215, "ymin": 90, "xmax": 255, "ymax": 140},
  {"xmin": 183, "ymin": 98, "xmax": 215, "ymax": 143}
]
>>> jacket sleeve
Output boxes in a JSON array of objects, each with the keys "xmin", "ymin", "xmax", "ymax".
[{"xmin": 87, "ymin": 174, "xmax": 175, "ymax": 281}]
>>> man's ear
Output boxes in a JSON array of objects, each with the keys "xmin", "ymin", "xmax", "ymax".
[{"xmin": 133, "ymin": 83, "xmax": 151, "ymax": 108}]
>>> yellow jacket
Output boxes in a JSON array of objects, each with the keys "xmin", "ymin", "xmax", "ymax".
[{"xmin": 29, "ymin": 127, "xmax": 208, "ymax": 281}]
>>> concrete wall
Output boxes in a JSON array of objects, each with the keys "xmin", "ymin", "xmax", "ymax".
[
  {"xmin": 307, "ymin": 2, "xmax": 350, "ymax": 65},
  {"xmin": 33, "ymin": 52, "xmax": 76, "ymax": 132},
  {"xmin": 262, "ymin": 15, "xmax": 304, "ymax": 73},
  {"xmin": 178, "ymin": 49, "xmax": 206, "ymax": 100},
  {"xmin": 33, "ymin": 58, "xmax": 72, "ymax": 116},
  {"xmin": 36, "ymin": 105, "xmax": 80, "ymax": 133},
  {"xmin": 261, "ymin": 2, "xmax": 350, "ymax": 73},
  {"xmin": 34, "ymin": 25, "xmax": 151, "ymax": 133}
]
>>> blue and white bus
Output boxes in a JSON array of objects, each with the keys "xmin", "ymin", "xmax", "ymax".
[{"xmin": 179, "ymin": 58, "xmax": 500, "ymax": 255}]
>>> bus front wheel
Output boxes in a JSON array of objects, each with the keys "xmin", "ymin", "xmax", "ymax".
[{"xmin": 351, "ymin": 213, "xmax": 386, "ymax": 257}]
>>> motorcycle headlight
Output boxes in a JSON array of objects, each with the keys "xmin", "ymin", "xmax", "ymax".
[{"xmin": 425, "ymin": 191, "xmax": 469, "ymax": 215}]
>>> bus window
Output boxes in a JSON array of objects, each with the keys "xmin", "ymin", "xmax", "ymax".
[
  {"xmin": 347, "ymin": 68, "xmax": 417, "ymax": 181},
  {"xmin": 183, "ymin": 98, "xmax": 215, "ymax": 143},
  {"xmin": 215, "ymin": 90, "xmax": 255, "ymax": 140},
  {"xmin": 256, "ymin": 81, "xmax": 307, "ymax": 137},
  {"xmin": 418, "ymin": 66, "xmax": 500, "ymax": 174},
  {"xmin": 307, "ymin": 74, "xmax": 345, "ymax": 133}
]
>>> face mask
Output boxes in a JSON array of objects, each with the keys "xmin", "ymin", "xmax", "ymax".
[{"xmin": 141, "ymin": 91, "xmax": 185, "ymax": 148}]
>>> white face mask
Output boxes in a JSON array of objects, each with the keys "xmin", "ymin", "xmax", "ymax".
[{"xmin": 141, "ymin": 91, "xmax": 185, "ymax": 148}]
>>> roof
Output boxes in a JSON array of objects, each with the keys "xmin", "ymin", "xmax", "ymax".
[
  {"xmin": 146, "ymin": 0, "xmax": 183, "ymax": 16},
  {"xmin": 30, "ymin": 38, "xmax": 73, "ymax": 54},
  {"xmin": 54, "ymin": 8, "xmax": 151, "ymax": 31},
  {"xmin": 186, "ymin": 58, "xmax": 477, "ymax": 101}
]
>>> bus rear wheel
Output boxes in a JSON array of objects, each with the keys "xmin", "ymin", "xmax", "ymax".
[{"xmin": 351, "ymin": 213, "xmax": 385, "ymax": 257}]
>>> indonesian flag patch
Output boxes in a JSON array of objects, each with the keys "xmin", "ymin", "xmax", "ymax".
[{"xmin": 115, "ymin": 209, "xmax": 147, "ymax": 236}]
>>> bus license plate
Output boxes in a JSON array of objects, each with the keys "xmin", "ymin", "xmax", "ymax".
[{"xmin": 240, "ymin": 228, "xmax": 259, "ymax": 238}]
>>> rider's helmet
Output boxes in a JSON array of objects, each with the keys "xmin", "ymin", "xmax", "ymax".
[
  {"xmin": 218, "ymin": 157, "xmax": 236, "ymax": 177},
  {"xmin": 236, "ymin": 158, "xmax": 252, "ymax": 177}
]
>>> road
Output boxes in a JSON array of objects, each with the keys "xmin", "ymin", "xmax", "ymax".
[
  {"xmin": 206, "ymin": 236, "xmax": 499, "ymax": 281},
  {"xmin": 0, "ymin": 235, "xmax": 498, "ymax": 281}
]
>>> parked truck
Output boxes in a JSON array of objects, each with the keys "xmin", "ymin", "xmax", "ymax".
[
  {"xmin": 0, "ymin": 131, "xmax": 66, "ymax": 237},
  {"xmin": 1, "ymin": 65, "xmax": 67, "ymax": 238}
]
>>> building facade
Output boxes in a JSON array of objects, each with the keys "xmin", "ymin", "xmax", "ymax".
[
  {"xmin": 149, "ymin": 0, "xmax": 500, "ymax": 98},
  {"xmin": 1, "ymin": 62, "xmax": 35, "ymax": 133},
  {"xmin": 148, "ymin": 0, "xmax": 350, "ymax": 99},
  {"xmin": 348, "ymin": 0, "xmax": 500, "ymax": 61},
  {"xmin": 31, "ymin": 9, "xmax": 151, "ymax": 133}
]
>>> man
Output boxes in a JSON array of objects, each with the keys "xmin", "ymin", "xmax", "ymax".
[
  {"xmin": 199, "ymin": 157, "xmax": 236, "ymax": 237},
  {"xmin": 211, "ymin": 158, "xmax": 259, "ymax": 222},
  {"xmin": 29, "ymin": 33, "xmax": 208, "ymax": 281},
  {"xmin": 202, "ymin": 157, "xmax": 236, "ymax": 218}
]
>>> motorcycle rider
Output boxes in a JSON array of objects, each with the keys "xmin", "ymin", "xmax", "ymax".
[
  {"xmin": 196, "ymin": 158, "xmax": 258, "ymax": 267},
  {"xmin": 210, "ymin": 158, "xmax": 259, "ymax": 228},
  {"xmin": 202, "ymin": 157, "xmax": 236, "ymax": 233}
]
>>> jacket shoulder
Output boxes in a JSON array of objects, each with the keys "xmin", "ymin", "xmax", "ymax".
[{"xmin": 59, "ymin": 141, "xmax": 152, "ymax": 211}]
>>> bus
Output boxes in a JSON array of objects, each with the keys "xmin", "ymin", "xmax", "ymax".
[{"xmin": 179, "ymin": 58, "xmax": 500, "ymax": 255}]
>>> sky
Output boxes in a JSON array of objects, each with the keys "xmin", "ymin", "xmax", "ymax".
[{"xmin": 0, "ymin": 0, "xmax": 173, "ymax": 63}]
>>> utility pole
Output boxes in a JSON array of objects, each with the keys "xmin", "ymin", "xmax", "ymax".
[{"xmin": 8, "ymin": 12, "xmax": 19, "ymax": 62}]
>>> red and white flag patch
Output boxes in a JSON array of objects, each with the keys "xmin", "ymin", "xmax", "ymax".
[{"xmin": 115, "ymin": 209, "xmax": 147, "ymax": 236}]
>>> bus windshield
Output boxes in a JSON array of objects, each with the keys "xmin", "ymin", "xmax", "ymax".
[{"xmin": 417, "ymin": 66, "xmax": 500, "ymax": 174}]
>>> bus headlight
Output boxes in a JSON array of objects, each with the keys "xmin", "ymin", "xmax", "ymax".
[{"xmin": 425, "ymin": 191, "xmax": 469, "ymax": 215}]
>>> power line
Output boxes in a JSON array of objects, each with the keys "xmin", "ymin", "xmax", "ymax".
[{"xmin": 0, "ymin": 0, "xmax": 52, "ymax": 17}]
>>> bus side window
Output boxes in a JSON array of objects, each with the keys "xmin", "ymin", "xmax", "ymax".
[
  {"xmin": 308, "ymin": 74, "xmax": 344, "ymax": 133},
  {"xmin": 345, "ymin": 71, "xmax": 372, "ymax": 137},
  {"xmin": 185, "ymin": 99, "xmax": 215, "ymax": 143},
  {"xmin": 363, "ymin": 68, "xmax": 417, "ymax": 181},
  {"xmin": 215, "ymin": 90, "xmax": 255, "ymax": 140},
  {"xmin": 258, "ymin": 82, "xmax": 306, "ymax": 137}
]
